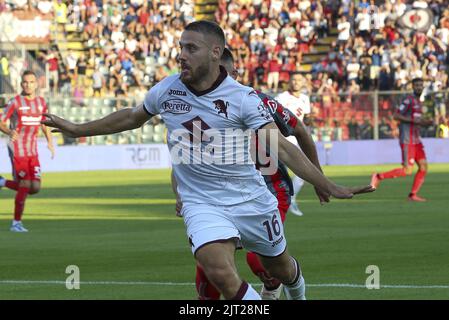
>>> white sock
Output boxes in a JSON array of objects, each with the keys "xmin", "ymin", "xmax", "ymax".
[
  {"xmin": 284, "ymin": 258, "xmax": 306, "ymax": 300},
  {"xmin": 292, "ymin": 176, "xmax": 304, "ymax": 197},
  {"xmin": 0, "ymin": 177, "xmax": 5, "ymax": 187},
  {"xmin": 242, "ymin": 283, "xmax": 261, "ymax": 300}
]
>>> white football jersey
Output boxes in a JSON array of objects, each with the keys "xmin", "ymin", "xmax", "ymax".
[
  {"xmin": 144, "ymin": 68, "xmax": 276, "ymax": 206},
  {"xmin": 276, "ymin": 91, "xmax": 311, "ymax": 146},
  {"xmin": 276, "ymin": 91, "xmax": 311, "ymax": 121}
]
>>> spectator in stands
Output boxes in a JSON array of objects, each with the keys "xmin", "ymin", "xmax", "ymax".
[
  {"xmin": 76, "ymin": 53, "xmax": 87, "ymax": 83},
  {"xmin": 437, "ymin": 116, "xmax": 449, "ymax": 138},
  {"xmin": 317, "ymin": 77, "xmax": 337, "ymax": 119},
  {"xmin": 379, "ymin": 117, "xmax": 393, "ymax": 139},
  {"xmin": 337, "ymin": 15, "xmax": 351, "ymax": 47},
  {"xmin": 59, "ymin": 65, "xmax": 72, "ymax": 97},
  {"xmin": 266, "ymin": 54, "xmax": 281, "ymax": 92},
  {"xmin": 92, "ymin": 68, "xmax": 105, "ymax": 97},
  {"xmin": 332, "ymin": 120, "xmax": 343, "ymax": 141},
  {"xmin": 360, "ymin": 117, "xmax": 374, "ymax": 140},
  {"xmin": 40, "ymin": 48, "xmax": 59, "ymax": 95},
  {"xmin": 54, "ymin": 0, "xmax": 68, "ymax": 34},
  {"xmin": 65, "ymin": 50, "xmax": 78, "ymax": 75},
  {"xmin": 1, "ymin": 53, "xmax": 10, "ymax": 86},
  {"xmin": 347, "ymin": 116, "xmax": 360, "ymax": 140}
]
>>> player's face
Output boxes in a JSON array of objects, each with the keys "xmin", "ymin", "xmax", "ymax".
[
  {"xmin": 290, "ymin": 74, "xmax": 303, "ymax": 92},
  {"xmin": 178, "ymin": 31, "xmax": 212, "ymax": 85},
  {"xmin": 412, "ymin": 80, "xmax": 424, "ymax": 96},
  {"xmin": 21, "ymin": 74, "xmax": 37, "ymax": 96}
]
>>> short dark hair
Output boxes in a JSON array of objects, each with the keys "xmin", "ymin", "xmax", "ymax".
[
  {"xmin": 184, "ymin": 20, "xmax": 225, "ymax": 48},
  {"xmin": 221, "ymin": 48, "xmax": 234, "ymax": 65},
  {"xmin": 412, "ymin": 77, "xmax": 424, "ymax": 83},
  {"xmin": 289, "ymin": 71, "xmax": 302, "ymax": 80},
  {"xmin": 22, "ymin": 70, "xmax": 37, "ymax": 79}
]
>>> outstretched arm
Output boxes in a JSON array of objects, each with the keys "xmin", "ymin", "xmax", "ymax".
[
  {"xmin": 42, "ymin": 103, "xmax": 152, "ymax": 138},
  {"xmin": 260, "ymin": 122, "xmax": 375, "ymax": 199},
  {"xmin": 293, "ymin": 119, "xmax": 329, "ymax": 203}
]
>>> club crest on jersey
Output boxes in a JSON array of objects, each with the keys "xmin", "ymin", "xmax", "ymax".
[
  {"xmin": 162, "ymin": 99, "xmax": 192, "ymax": 114},
  {"xmin": 213, "ymin": 99, "xmax": 229, "ymax": 118}
]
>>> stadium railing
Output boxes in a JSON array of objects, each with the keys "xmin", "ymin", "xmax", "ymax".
[{"xmin": 1, "ymin": 92, "xmax": 447, "ymax": 145}]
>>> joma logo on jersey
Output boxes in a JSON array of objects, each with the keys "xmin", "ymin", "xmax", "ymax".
[
  {"xmin": 168, "ymin": 89, "xmax": 187, "ymax": 96},
  {"xmin": 162, "ymin": 99, "xmax": 192, "ymax": 114},
  {"xmin": 213, "ymin": 99, "xmax": 229, "ymax": 118}
]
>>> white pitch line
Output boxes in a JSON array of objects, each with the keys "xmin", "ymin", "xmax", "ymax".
[{"xmin": 0, "ymin": 280, "xmax": 448, "ymax": 289}]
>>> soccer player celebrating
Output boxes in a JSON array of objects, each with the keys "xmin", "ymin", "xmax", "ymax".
[
  {"xmin": 43, "ymin": 21, "xmax": 374, "ymax": 300},
  {"xmin": 175, "ymin": 48, "xmax": 328, "ymax": 300},
  {"xmin": 0, "ymin": 70, "xmax": 55, "ymax": 232},
  {"xmin": 371, "ymin": 78, "xmax": 433, "ymax": 201},
  {"xmin": 276, "ymin": 73, "xmax": 312, "ymax": 216}
]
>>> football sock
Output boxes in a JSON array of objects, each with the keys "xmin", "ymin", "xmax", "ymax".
[
  {"xmin": 231, "ymin": 281, "xmax": 261, "ymax": 300},
  {"xmin": 292, "ymin": 176, "xmax": 304, "ymax": 197},
  {"xmin": 379, "ymin": 168, "xmax": 407, "ymax": 180},
  {"xmin": 196, "ymin": 264, "xmax": 220, "ymax": 300},
  {"xmin": 246, "ymin": 251, "xmax": 281, "ymax": 290},
  {"xmin": 283, "ymin": 257, "xmax": 306, "ymax": 300},
  {"xmin": 411, "ymin": 169, "xmax": 426, "ymax": 195},
  {"xmin": 5, "ymin": 180, "xmax": 19, "ymax": 191},
  {"xmin": 14, "ymin": 187, "xmax": 29, "ymax": 221}
]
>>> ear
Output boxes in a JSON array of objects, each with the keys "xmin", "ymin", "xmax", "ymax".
[{"xmin": 211, "ymin": 45, "xmax": 222, "ymax": 62}]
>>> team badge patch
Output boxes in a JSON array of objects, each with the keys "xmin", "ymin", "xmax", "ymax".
[{"xmin": 213, "ymin": 99, "xmax": 229, "ymax": 118}]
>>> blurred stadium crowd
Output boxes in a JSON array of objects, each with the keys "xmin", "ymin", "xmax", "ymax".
[{"xmin": 1, "ymin": 0, "xmax": 449, "ymax": 142}]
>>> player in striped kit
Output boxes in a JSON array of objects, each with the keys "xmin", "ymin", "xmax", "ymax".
[
  {"xmin": 0, "ymin": 70, "xmax": 55, "ymax": 232},
  {"xmin": 276, "ymin": 73, "xmax": 312, "ymax": 216},
  {"xmin": 370, "ymin": 78, "xmax": 433, "ymax": 201}
]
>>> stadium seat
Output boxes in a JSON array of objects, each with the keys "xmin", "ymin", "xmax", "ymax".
[
  {"xmin": 93, "ymin": 135, "xmax": 106, "ymax": 145},
  {"xmin": 63, "ymin": 98, "xmax": 72, "ymax": 108}
]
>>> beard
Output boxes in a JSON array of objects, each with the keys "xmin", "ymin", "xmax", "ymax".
[{"xmin": 180, "ymin": 62, "xmax": 210, "ymax": 86}]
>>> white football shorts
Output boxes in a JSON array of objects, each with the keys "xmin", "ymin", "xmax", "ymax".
[{"xmin": 181, "ymin": 191, "xmax": 287, "ymax": 257}]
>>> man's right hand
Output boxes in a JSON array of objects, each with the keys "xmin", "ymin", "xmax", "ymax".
[
  {"xmin": 9, "ymin": 130, "xmax": 18, "ymax": 142},
  {"xmin": 41, "ymin": 114, "xmax": 79, "ymax": 137},
  {"xmin": 327, "ymin": 184, "xmax": 376, "ymax": 199}
]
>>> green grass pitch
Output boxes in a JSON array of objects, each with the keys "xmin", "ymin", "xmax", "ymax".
[{"xmin": 1, "ymin": 164, "xmax": 448, "ymax": 299}]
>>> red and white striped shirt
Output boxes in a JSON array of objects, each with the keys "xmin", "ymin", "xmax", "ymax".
[{"xmin": 1, "ymin": 95, "xmax": 48, "ymax": 157}]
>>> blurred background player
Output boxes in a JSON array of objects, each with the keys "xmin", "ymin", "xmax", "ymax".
[
  {"xmin": 175, "ymin": 48, "xmax": 327, "ymax": 300},
  {"xmin": 370, "ymin": 78, "xmax": 433, "ymax": 202},
  {"xmin": 276, "ymin": 73, "xmax": 312, "ymax": 216},
  {"xmin": 0, "ymin": 70, "xmax": 55, "ymax": 232}
]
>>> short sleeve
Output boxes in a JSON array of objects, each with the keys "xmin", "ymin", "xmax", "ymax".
[
  {"xmin": 398, "ymin": 97, "xmax": 411, "ymax": 115},
  {"xmin": 1, "ymin": 98, "xmax": 16, "ymax": 122},
  {"xmin": 257, "ymin": 91, "xmax": 297, "ymax": 137},
  {"xmin": 241, "ymin": 90, "xmax": 274, "ymax": 130},
  {"xmin": 143, "ymin": 84, "xmax": 161, "ymax": 116}
]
